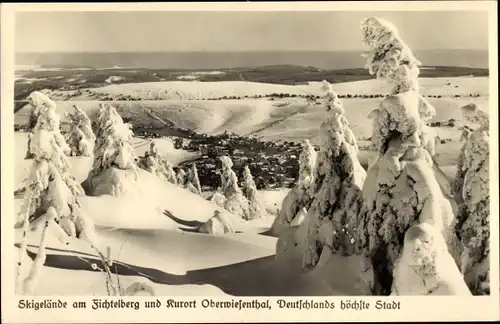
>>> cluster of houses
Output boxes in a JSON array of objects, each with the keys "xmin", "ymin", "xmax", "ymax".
[{"xmin": 173, "ymin": 131, "xmax": 303, "ymax": 191}]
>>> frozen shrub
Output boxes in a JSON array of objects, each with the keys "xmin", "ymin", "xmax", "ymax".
[{"xmin": 82, "ymin": 103, "xmax": 138, "ymax": 197}]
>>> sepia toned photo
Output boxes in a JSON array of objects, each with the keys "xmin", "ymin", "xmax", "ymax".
[{"xmin": 1, "ymin": 1, "xmax": 499, "ymax": 323}]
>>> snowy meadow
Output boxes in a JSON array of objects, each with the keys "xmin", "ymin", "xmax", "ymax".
[{"xmin": 12, "ymin": 17, "xmax": 491, "ymax": 298}]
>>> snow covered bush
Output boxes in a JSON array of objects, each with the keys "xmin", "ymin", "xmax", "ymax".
[
  {"xmin": 65, "ymin": 104, "xmax": 96, "ymax": 157},
  {"xmin": 218, "ymin": 156, "xmax": 251, "ymax": 220},
  {"xmin": 242, "ymin": 165, "xmax": 265, "ymax": 220},
  {"xmin": 298, "ymin": 80, "xmax": 367, "ymax": 269},
  {"xmin": 391, "ymin": 223, "xmax": 471, "ymax": 295},
  {"xmin": 81, "ymin": 103, "xmax": 138, "ymax": 197},
  {"xmin": 356, "ymin": 17, "xmax": 459, "ymax": 295},
  {"xmin": 208, "ymin": 187, "xmax": 227, "ymax": 209},
  {"xmin": 270, "ymin": 139, "xmax": 317, "ymax": 236},
  {"xmin": 137, "ymin": 142, "xmax": 177, "ymax": 185},
  {"xmin": 198, "ymin": 210, "xmax": 235, "ymax": 236},
  {"xmin": 453, "ymin": 103, "xmax": 490, "ymax": 295},
  {"xmin": 15, "ymin": 94, "xmax": 96, "ymax": 295}
]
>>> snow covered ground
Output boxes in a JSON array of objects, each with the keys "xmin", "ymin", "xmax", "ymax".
[
  {"xmin": 15, "ymin": 77, "xmax": 488, "ymax": 169},
  {"xmin": 82, "ymin": 77, "xmax": 489, "ymax": 99},
  {"xmin": 12, "ymin": 75, "xmax": 490, "ymax": 297}
]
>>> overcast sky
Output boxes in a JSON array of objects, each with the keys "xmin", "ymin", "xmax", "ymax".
[{"xmin": 15, "ymin": 11, "xmax": 489, "ymax": 53}]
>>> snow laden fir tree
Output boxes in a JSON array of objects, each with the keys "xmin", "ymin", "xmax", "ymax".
[
  {"xmin": 275, "ymin": 80, "xmax": 373, "ymax": 295},
  {"xmin": 138, "ymin": 141, "xmax": 177, "ymax": 185},
  {"xmin": 24, "ymin": 91, "xmax": 69, "ymax": 160},
  {"xmin": 215, "ymin": 156, "xmax": 251, "ymax": 220},
  {"xmin": 270, "ymin": 139, "xmax": 317, "ymax": 236},
  {"xmin": 65, "ymin": 104, "xmax": 96, "ymax": 157},
  {"xmin": 301, "ymin": 80, "xmax": 367, "ymax": 268},
  {"xmin": 242, "ymin": 165, "xmax": 266, "ymax": 220},
  {"xmin": 184, "ymin": 163, "xmax": 202, "ymax": 196},
  {"xmin": 355, "ymin": 17, "xmax": 466, "ymax": 295},
  {"xmin": 15, "ymin": 92, "xmax": 96, "ymax": 295},
  {"xmin": 82, "ymin": 103, "xmax": 138, "ymax": 197},
  {"xmin": 453, "ymin": 103, "xmax": 490, "ymax": 295}
]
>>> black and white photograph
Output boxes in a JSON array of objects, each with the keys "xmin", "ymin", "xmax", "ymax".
[{"xmin": 2, "ymin": 2, "xmax": 498, "ymax": 321}]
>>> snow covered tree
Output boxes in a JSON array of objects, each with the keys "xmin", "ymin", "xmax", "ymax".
[
  {"xmin": 270, "ymin": 139, "xmax": 317, "ymax": 236},
  {"xmin": 355, "ymin": 17, "xmax": 459, "ymax": 295},
  {"xmin": 15, "ymin": 92, "xmax": 97, "ymax": 295},
  {"xmin": 218, "ymin": 156, "xmax": 250, "ymax": 220},
  {"xmin": 24, "ymin": 91, "xmax": 69, "ymax": 159},
  {"xmin": 186, "ymin": 163, "xmax": 202, "ymax": 196},
  {"xmin": 176, "ymin": 169, "xmax": 187, "ymax": 186},
  {"xmin": 137, "ymin": 150, "xmax": 159, "ymax": 174},
  {"xmin": 208, "ymin": 187, "xmax": 227, "ymax": 209},
  {"xmin": 82, "ymin": 103, "xmax": 138, "ymax": 197},
  {"xmin": 219, "ymin": 156, "xmax": 240, "ymax": 198},
  {"xmin": 274, "ymin": 87, "xmax": 374, "ymax": 295},
  {"xmin": 137, "ymin": 142, "xmax": 178, "ymax": 185},
  {"xmin": 65, "ymin": 104, "xmax": 96, "ymax": 157},
  {"xmin": 241, "ymin": 165, "xmax": 265, "ymax": 220},
  {"xmin": 161, "ymin": 159, "xmax": 178, "ymax": 185},
  {"xmin": 298, "ymin": 80, "xmax": 367, "ymax": 269},
  {"xmin": 452, "ymin": 103, "xmax": 490, "ymax": 295},
  {"xmin": 24, "ymin": 132, "xmax": 35, "ymax": 160}
]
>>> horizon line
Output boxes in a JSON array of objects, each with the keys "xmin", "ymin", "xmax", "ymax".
[{"xmin": 15, "ymin": 48, "xmax": 489, "ymax": 55}]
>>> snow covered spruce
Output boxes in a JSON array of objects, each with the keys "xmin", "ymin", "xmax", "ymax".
[
  {"xmin": 15, "ymin": 92, "xmax": 97, "ymax": 295},
  {"xmin": 274, "ymin": 81, "xmax": 374, "ymax": 295},
  {"xmin": 24, "ymin": 91, "xmax": 69, "ymax": 160},
  {"xmin": 184, "ymin": 163, "xmax": 203, "ymax": 196},
  {"xmin": 356, "ymin": 17, "xmax": 467, "ymax": 295},
  {"xmin": 301, "ymin": 80, "xmax": 367, "ymax": 267},
  {"xmin": 270, "ymin": 139, "xmax": 317, "ymax": 236},
  {"xmin": 65, "ymin": 104, "xmax": 96, "ymax": 157},
  {"xmin": 242, "ymin": 165, "xmax": 266, "ymax": 220},
  {"xmin": 138, "ymin": 141, "xmax": 178, "ymax": 185},
  {"xmin": 452, "ymin": 103, "xmax": 490, "ymax": 295},
  {"xmin": 82, "ymin": 103, "xmax": 139, "ymax": 197},
  {"xmin": 216, "ymin": 156, "xmax": 251, "ymax": 220}
]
